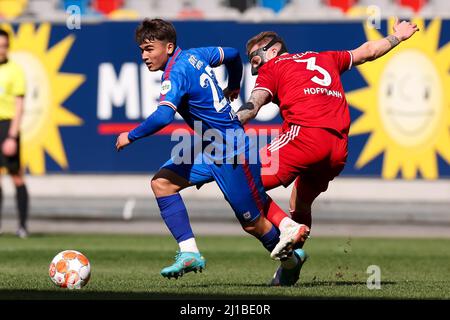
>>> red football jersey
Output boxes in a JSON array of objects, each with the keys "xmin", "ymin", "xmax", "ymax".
[{"xmin": 253, "ymin": 51, "xmax": 353, "ymax": 135}]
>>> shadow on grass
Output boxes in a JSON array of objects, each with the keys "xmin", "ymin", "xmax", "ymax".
[
  {"xmin": 300, "ymin": 281, "xmax": 397, "ymax": 287},
  {"xmin": 0, "ymin": 281, "xmax": 398, "ymax": 300},
  {"xmin": 183, "ymin": 280, "xmax": 397, "ymax": 289},
  {"xmin": 0, "ymin": 289, "xmax": 383, "ymax": 300}
]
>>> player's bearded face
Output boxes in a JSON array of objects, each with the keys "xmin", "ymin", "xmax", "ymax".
[{"xmin": 140, "ymin": 39, "xmax": 173, "ymax": 72}]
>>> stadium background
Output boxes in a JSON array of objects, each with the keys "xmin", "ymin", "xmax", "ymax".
[{"xmin": 0, "ymin": 0, "xmax": 448, "ymax": 301}]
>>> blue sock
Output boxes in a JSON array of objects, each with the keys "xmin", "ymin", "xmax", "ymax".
[
  {"xmin": 156, "ymin": 193, "xmax": 194, "ymax": 243},
  {"xmin": 259, "ymin": 225, "xmax": 280, "ymax": 252}
]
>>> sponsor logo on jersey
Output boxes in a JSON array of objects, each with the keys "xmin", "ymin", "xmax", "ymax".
[{"xmin": 160, "ymin": 80, "xmax": 172, "ymax": 95}]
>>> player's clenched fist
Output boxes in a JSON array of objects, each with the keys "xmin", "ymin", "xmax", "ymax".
[
  {"xmin": 223, "ymin": 87, "xmax": 240, "ymax": 102},
  {"xmin": 393, "ymin": 17, "xmax": 419, "ymax": 41},
  {"xmin": 115, "ymin": 132, "xmax": 130, "ymax": 151}
]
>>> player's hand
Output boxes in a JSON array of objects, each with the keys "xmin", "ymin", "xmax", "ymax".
[
  {"xmin": 223, "ymin": 87, "xmax": 240, "ymax": 102},
  {"xmin": 115, "ymin": 132, "xmax": 130, "ymax": 152},
  {"xmin": 392, "ymin": 17, "xmax": 419, "ymax": 41},
  {"xmin": 2, "ymin": 138, "xmax": 17, "ymax": 157}
]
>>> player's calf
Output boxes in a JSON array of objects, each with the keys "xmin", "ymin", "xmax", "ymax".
[
  {"xmin": 289, "ymin": 207, "xmax": 312, "ymax": 229},
  {"xmin": 241, "ymin": 215, "xmax": 281, "ymax": 253}
]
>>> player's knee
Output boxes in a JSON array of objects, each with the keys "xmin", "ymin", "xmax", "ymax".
[{"xmin": 151, "ymin": 177, "xmax": 177, "ymax": 196}]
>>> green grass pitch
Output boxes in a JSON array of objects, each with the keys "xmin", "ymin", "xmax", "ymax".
[{"xmin": 0, "ymin": 234, "xmax": 449, "ymax": 299}]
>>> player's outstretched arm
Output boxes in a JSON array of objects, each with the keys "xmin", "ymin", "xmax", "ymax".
[
  {"xmin": 221, "ymin": 47, "xmax": 243, "ymax": 102},
  {"xmin": 236, "ymin": 89, "xmax": 271, "ymax": 125},
  {"xmin": 351, "ymin": 17, "xmax": 419, "ymax": 66},
  {"xmin": 115, "ymin": 105, "xmax": 175, "ymax": 151}
]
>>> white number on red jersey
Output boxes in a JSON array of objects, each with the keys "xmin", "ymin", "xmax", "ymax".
[{"xmin": 294, "ymin": 57, "xmax": 332, "ymax": 87}]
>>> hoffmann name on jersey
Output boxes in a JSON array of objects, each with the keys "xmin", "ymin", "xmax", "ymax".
[{"xmin": 253, "ymin": 50, "xmax": 353, "ymax": 136}]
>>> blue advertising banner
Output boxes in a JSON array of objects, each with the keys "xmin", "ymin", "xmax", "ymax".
[{"xmin": 3, "ymin": 18, "xmax": 450, "ymax": 179}]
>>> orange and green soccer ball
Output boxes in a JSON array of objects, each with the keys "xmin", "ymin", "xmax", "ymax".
[{"xmin": 48, "ymin": 250, "xmax": 91, "ymax": 289}]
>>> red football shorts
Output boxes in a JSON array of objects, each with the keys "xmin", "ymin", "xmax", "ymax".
[{"xmin": 260, "ymin": 123, "xmax": 348, "ymax": 193}]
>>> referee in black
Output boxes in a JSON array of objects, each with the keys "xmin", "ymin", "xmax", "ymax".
[{"xmin": 0, "ymin": 29, "xmax": 29, "ymax": 238}]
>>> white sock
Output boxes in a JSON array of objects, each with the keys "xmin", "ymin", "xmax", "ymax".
[
  {"xmin": 280, "ymin": 253, "xmax": 299, "ymax": 269},
  {"xmin": 279, "ymin": 217, "xmax": 296, "ymax": 233},
  {"xmin": 178, "ymin": 238, "xmax": 199, "ymax": 253}
]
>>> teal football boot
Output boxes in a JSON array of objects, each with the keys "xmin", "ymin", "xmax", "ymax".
[
  {"xmin": 160, "ymin": 251, "xmax": 206, "ymax": 279},
  {"xmin": 270, "ymin": 249, "xmax": 308, "ymax": 286}
]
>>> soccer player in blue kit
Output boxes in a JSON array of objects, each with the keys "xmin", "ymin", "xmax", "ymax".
[{"xmin": 116, "ymin": 19, "xmax": 309, "ymax": 282}]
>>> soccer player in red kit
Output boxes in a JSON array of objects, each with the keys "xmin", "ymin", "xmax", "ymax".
[{"xmin": 237, "ymin": 18, "xmax": 419, "ymax": 285}]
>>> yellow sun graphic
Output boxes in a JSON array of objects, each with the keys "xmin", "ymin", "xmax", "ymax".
[
  {"xmin": 1, "ymin": 23, "xmax": 85, "ymax": 175},
  {"xmin": 347, "ymin": 18, "xmax": 450, "ymax": 180}
]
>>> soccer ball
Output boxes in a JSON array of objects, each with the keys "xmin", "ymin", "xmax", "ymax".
[{"xmin": 48, "ymin": 250, "xmax": 91, "ymax": 289}]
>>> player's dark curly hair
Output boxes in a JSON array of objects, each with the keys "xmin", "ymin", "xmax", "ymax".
[{"xmin": 135, "ymin": 18, "xmax": 177, "ymax": 47}]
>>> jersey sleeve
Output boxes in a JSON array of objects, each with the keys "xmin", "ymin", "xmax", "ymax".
[
  {"xmin": 252, "ymin": 63, "xmax": 276, "ymax": 99},
  {"xmin": 325, "ymin": 50, "xmax": 353, "ymax": 74},
  {"xmin": 11, "ymin": 64, "xmax": 26, "ymax": 96},
  {"xmin": 194, "ymin": 47, "xmax": 224, "ymax": 68},
  {"xmin": 158, "ymin": 70, "xmax": 188, "ymax": 111}
]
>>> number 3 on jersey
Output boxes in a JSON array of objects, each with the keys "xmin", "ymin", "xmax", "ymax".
[
  {"xmin": 295, "ymin": 57, "xmax": 332, "ymax": 87},
  {"xmin": 200, "ymin": 65, "xmax": 227, "ymax": 112}
]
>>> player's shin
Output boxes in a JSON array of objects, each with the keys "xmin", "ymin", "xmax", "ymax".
[
  {"xmin": 258, "ymin": 224, "xmax": 281, "ymax": 252},
  {"xmin": 156, "ymin": 193, "xmax": 199, "ymax": 253},
  {"xmin": 16, "ymin": 184, "xmax": 28, "ymax": 231}
]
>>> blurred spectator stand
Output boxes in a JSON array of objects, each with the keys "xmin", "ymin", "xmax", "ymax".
[{"xmin": 93, "ymin": 0, "xmax": 124, "ymax": 15}]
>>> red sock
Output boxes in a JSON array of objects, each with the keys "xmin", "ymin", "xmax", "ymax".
[{"xmin": 264, "ymin": 196, "xmax": 289, "ymax": 228}]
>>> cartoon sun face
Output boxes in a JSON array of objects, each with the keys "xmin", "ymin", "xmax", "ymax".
[
  {"xmin": 11, "ymin": 51, "xmax": 52, "ymax": 142},
  {"xmin": 1, "ymin": 23, "xmax": 85, "ymax": 174},
  {"xmin": 378, "ymin": 49, "xmax": 443, "ymax": 147},
  {"xmin": 347, "ymin": 18, "xmax": 450, "ymax": 180}
]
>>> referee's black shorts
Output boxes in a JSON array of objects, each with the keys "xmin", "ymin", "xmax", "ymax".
[{"xmin": 0, "ymin": 119, "xmax": 21, "ymax": 175}]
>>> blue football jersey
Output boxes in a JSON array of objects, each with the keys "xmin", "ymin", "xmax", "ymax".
[
  {"xmin": 158, "ymin": 46, "xmax": 246, "ymax": 160},
  {"xmin": 158, "ymin": 47, "xmax": 242, "ymax": 132}
]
